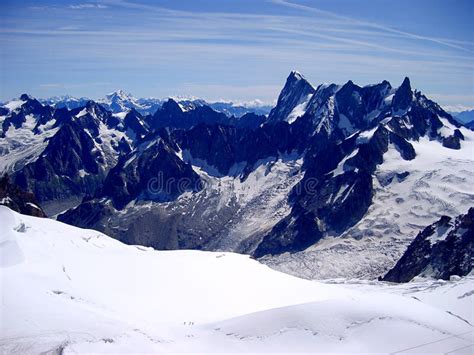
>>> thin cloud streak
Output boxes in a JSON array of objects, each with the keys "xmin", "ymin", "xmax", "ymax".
[
  {"xmin": 270, "ymin": 0, "xmax": 474, "ymax": 53},
  {"xmin": 69, "ymin": 3, "xmax": 108, "ymax": 9},
  {"xmin": 1, "ymin": 0, "xmax": 472, "ymax": 107}
]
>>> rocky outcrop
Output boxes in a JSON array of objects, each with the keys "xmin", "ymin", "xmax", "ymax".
[
  {"xmin": 382, "ymin": 208, "xmax": 474, "ymax": 282},
  {"xmin": 172, "ymin": 118, "xmax": 314, "ymax": 179},
  {"xmin": 150, "ymin": 99, "xmax": 230, "ymax": 130},
  {"xmin": 98, "ymin": 137, "xmax": 202, "ymax": 210},
  {"xmin": 392, "ymin": 77, "xmax": 413, "ymax": 112},
  {"xmin": 0, "ymin": 174, "xmax": 46, "ymax": 217}
]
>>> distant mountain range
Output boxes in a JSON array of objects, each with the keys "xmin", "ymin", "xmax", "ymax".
[
  {"xmin": 447, "ymin": 108, "xmax": 474, "ymax": 128},
  {"xmin": 1, "ymin": 71, "xmax": 472, "ymax": 280},
  {"xmin": 39, "ymin": 91, "xmax": 273, "ymax": 117}
]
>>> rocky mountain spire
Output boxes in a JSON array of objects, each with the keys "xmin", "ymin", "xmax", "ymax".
[
  {"xmin": 267, "ymin": 71, "xmax": 316, "ymax": 123},
  {"xmin": 392, "ymin": 77, "xmax": 413, "ymax": 112}
]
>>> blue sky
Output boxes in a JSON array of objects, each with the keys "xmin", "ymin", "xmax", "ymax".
[{"xmin": 1, "ymin": 0, "xmax": 473, "ymax": 109}]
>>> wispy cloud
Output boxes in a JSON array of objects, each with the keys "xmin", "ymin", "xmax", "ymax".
[
  {"xmin": 98, "ymin": 0, "xmax": 179, "ymax": 14},
  {"xmin": 1, "ymin": 0, "xmax": 473, "ymax": 106},
  {"xmin": 270, "ymin": 0, "xmax": 474, "ymax": 53},
  {"xmin": 39, "ymin": 82, "xmax": 112, "ymax": 90},
  {"xmin": 69, "ymin": 3, "xmax": 108, "ymax": 10},
  {"xmin": 39, "ymin": 83, "xmax": 64, "ymax": 88}
]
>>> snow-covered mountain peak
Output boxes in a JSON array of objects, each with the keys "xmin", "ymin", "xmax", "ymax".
[
  {"xmin": 289, "ymin": 69, "xmax": 305, "ymax": 81},
  {"xmin": 105, "ymin": 89, "xmax": 133, "ymax": 101},
  {"xmin": 2, "ymin": 93, "xmax": 39, "ymax": 113},
  {"xmin": 267, "ymin": 71, "xmax": 317, "ymax": 123},
  {"xmin": 264, "ymin": 73, "xmax": 454, "ymax": 143},
  {"xmin": 287, "ymin": 69, "xmax": 313, "ymax": 87},
  {"xmin": 100, "ymin": 89, "xmax": 144, "ymax": 113},
  {"xmin": 3, "ymin": 98, "xmax": 26, "ymax": 112}
]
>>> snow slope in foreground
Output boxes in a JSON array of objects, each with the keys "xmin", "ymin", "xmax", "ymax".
[{"xmin": 0, "ymin": 206, "xmax": 472, "ymax": 354}]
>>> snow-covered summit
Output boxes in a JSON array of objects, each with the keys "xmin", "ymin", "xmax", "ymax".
[
  {"xmin": 289, "ymin": 69, "xmax": 305, "ymax": 80},
  {"xmin": 99, "ymin": 89, "xmax": 147, "ymax": 114},
  {"xmin": 105, "ymin": 89, "xmax": 131, "ymax": 100},
  {"xmin": 265, "ymin": 72, "xmax": 422, "ymax": 128},
  {"xmin": 267, "ymin": 70, "xmax": 316, "ymax": 123}
]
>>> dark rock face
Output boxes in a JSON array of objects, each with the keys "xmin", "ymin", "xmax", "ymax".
[
  {"xmin": 123, "ymin": 108, "xmax": 148, "ymax": 139},
  {"xmin": 382, "ymin": 208, "xmax": 474, "ymax": 283},
  {"xmin": 172, "ymin": 118, "xmax": 313, "ymax": 178},
  {"xmin": 380, "ymin": 95, "xmax": 451, "ymax": 147},
  {"xmin": 173, "ymin": 124, "xmax": 240, "ymax": 175},
  {"xmin": 69, "ymin": 101, "xmax": 108, "ymax": 135},
  {"xmin": 150, "ymin": 99, "xmax": 230, "ymax": 130},
  {"xmin": 0, "ymin": 174, "xmax": 46, "ymax": 217},
  {"xmin": 13, "ymin": 119, "xmax": 106, "ymax": 202},
  {"xmin": 253, "ymin": 205, "xmax": 322, "ymax": 258},
  {"xmin": 58, "ymin": 200, "xmax": 185, "ymax": 250},
  {"xmin": 334, "ymin": 80, "xmax": 391, "ymax": 130},
  {"xmin": 58, "ymin": 200, "xmax": 114, "ymax": 230},
  {"xmin": 151, "ymin": 99, "xmax": 184, "ymax": 128},
  {"xmin": 233, "ymin": 112, "xmax": 266, "ymax": 129},
  {"xmin": 389, "ymin": 132, "xmax": 416, "ymax": 160},
  {"xmin": 442, "ymin": 135, "xmax": 461, "ymax": 149},
  {"xmin": 99, "ymin": 138, "xmax": 202, "ymax": 210},
  {"xmin": 392, "ymin": 77, "xmax": 413, "ymax": 112}
]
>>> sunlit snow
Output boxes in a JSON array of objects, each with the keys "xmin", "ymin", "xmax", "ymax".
[{"xmin": 0, "ymin": 206, "xmax": 472, "ymax": 354}]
